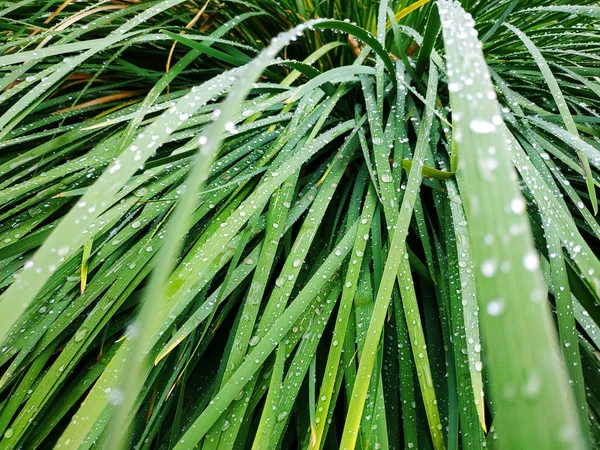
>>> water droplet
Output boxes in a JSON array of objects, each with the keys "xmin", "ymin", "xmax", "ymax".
[
  {"xmin": 469, "ymin": 119, "xmax": 496, "ymax": 134},
  {"xmin": 487, "ymin": 299, "xmax": 505, "ymax": 316},
  {"xmin": 74, "ymin": 329, "xmax": 88, "ymax": 342},
  {"xmin": 481, "ymin": 259, "xmax": 497, "ymax": 277},
  {"xmin": 523, "ymin": 251, "xmax": 539, "ymax": 272},
  {"xmin": 448, "ymin": 82, "xmax": 460, "ymax": 92},
  {"xmin": 522, "ymin": 372, "xmax": 541, "ymax": 397},
  {"xmin": 510, "ymin": 197, "xmax": 526, "ymax": 214},
  {"xmin": 108, "ymin": 388, "xmax": 124, "ymax": 405}
]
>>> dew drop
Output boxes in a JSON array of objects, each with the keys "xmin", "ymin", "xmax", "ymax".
[
  {"xmin": 487, "ymin": 299, "xmax": 505, "ymax": 316},
  {"xmin": 469, "ymin": 119, "xmax": 496, "ymax": 134},
  {"xmin": 481, "ymin": 259, "xmax": 497, "ymax": 277},
  {"xmin": 523, "ymin": 251, "xmax": 539, "ymax": 272}
]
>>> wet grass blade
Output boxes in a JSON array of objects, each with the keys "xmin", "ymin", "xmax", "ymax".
[
  {"xmin": 438, "ymin": 1, "xmax": 584, "ymax": 448},
  {"xmin": 505, "ymin": 23, "xmax": 598, "ymax": 215},
  {"xmin": 340, "ymin": 63, "xmax": 443, "ymax": 450}
]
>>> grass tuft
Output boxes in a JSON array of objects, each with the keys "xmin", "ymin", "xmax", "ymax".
[{"xmin": 0, "ymin": 0, "xmax": 599, "ymax": 449}]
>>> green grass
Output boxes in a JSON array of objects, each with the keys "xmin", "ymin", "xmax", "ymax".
[{"xmin": 0, "ymin": 0, "xmax": 599, "ymax": 449}]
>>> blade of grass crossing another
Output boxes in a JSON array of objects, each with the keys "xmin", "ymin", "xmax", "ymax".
[
  {"xmin": 391, "ymin": 287, "xmax": 419, "ymax": 450},
  {"xmin": 444, "ymin": 174, "xmax": 485, "ymax": 433},
  {"xmin": 0, "ymin": 68, "xmax": 239, "ymax": 344},
  {"xmin": 542, "ymin": 221, "xmax": 589, "ymax": 442},
  {"xmin": 309, "ymin": 20, "xmax": 396, "ymax": 88},
  {"xmin": 204, "ymin": 114, "xmax": 358, "ymax": 449},
  {"xmin": 441, "ymin": 194, "xmax": 486, "ymax": 447},
  {"xmin": 438, "ymin": 2, "xmax": 583, "ymax": 449},
  {"xmin": 310, "ymin": 184, "xmax": 377, "ymax": 450},
  {"xmin": 339, "ymin": 63, "xmax": 443, "ymax": 450},
  {"xmin": 258, "ymin": 285, "xmax": 342, "ymax": 449},
  {"xmin": 250, "ymin": 339, "xmax": 287, "ymax": 450},
  {"xmin": 372, "ymin": 60, "xmax": 445, "ymax": 450},
  {"xmin": 56, "ymin": 25, "xmax": 354, "ymax": 450},
  {"xmin": 106, "ymin": 19, "xmax": 356, "ymax": 450},
  {"xmin": 173, "ymin": 220, "xmax": 360, "ymax": 448},
  {"xmin": 504, "ymin": 23, "xmax": 597, "ymax": 215},
  {"xmin": 202, "ymin": 176, "xmax": 298, "ymax": 450},
  {"xmin": 390, "ymin": 0, "xmax": 431, "ymax": 26}
]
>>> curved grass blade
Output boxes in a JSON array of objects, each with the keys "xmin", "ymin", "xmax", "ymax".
[{"xmin": 505, "ymin": 23, "xmax": 597, "ymax": 214}]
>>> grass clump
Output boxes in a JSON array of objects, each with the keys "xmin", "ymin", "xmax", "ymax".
[{"xmin": 0, "ymin": 0, "xmax": 599, "ymax": 449}]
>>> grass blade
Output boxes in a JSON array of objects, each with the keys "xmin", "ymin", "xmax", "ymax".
[{"xmin": 438, "ymin": 1, "xmax": 584, "ymax": 448}]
